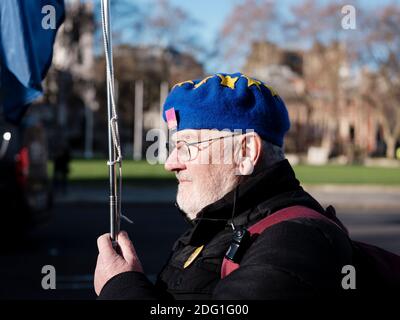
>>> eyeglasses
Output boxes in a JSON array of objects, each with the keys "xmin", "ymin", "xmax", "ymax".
[{"xmin": 166, "ymin": 133, "xmax": 240, "ymax": 162}]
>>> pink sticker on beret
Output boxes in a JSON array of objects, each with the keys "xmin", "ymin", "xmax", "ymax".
[{"xmin": 165, "ymin": 107, "xmax": 177, "ymax": 129}]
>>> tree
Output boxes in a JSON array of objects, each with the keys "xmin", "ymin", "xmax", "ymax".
[
  {"xmin": 93, "ymin": 0, "xmax": 204, "ymax": 60},
  {"xmin": 214, "ymin": 0, "xmax": 278, "ymax": 71},
  {"xmin": 147, "ymin": 0, "xmax": 203, "ymax": 55},
  {"xmin": 286, "ymin": 0, "xmax": 347, "ymax": 46},
  {"xmin": 359, "ymin": 4, "xmax": 400, "ymax": 158},
  {"xmin": 91, "ymin": 0, "xmax": 146, "ymax": 51}
]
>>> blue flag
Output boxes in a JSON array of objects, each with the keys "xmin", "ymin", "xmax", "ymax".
[{"xmin": 0, "ymin": 0, "xmax": 65, "ymax": 124}]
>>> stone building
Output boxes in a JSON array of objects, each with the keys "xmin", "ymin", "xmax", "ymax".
[
  {"xmin": 42, "ymin": 0, "xmax": 204, "ymax": 158},
  {"xmin": 243, "ymin": 41, "xmax": 381, "ymax": 162}
]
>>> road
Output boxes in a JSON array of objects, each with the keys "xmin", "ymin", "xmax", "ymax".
[{"xmin": 0, "ymin": 201, "xmax": 399, "ymax": 300}]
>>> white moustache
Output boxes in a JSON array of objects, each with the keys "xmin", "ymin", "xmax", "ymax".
[{"xmin": 176, "ymin": 173, "xmax": 193, "ymax": 182}]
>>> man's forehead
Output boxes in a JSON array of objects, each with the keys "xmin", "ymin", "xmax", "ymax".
[{"xmin": 174, "ymin": 130, "xmax": 199, "ymax": 141}]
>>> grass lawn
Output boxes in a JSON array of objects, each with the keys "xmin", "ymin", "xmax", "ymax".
[
  {"xmin": 69, "ymin": 160, "xmax": 173, "ymax": 180},
  {"xmin": 294, "ymin": 164, "xmax": 400, "ymax": 185},
  {"xmin": 49, "ymin": 160, "xmax": 400, "ymax": 185}
]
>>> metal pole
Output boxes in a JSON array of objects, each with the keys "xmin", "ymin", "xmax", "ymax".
[{"xmin": 101, "ymin": 0, "xmax": 120, "ymax": 245}]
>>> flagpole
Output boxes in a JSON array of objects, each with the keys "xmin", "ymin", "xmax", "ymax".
[{"xmin": 101, "ymin": 0, "xmax": 120, "ymax": 246}]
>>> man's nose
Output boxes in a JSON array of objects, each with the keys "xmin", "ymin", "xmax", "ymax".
[{"xmin": 164, "ymin": 147, "xmax": 186, "ymax": 172}]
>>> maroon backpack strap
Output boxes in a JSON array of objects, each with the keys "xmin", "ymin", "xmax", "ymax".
[{"xmin": 220, "ymin": 205, "xmax": 343, "ymax": 278}]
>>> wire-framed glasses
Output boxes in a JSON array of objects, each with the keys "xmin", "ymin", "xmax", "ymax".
[{"xmin": 166, "ymin": 133, "xmax": 240, "ymax": 162}]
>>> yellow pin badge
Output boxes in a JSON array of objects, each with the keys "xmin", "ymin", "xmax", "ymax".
[{"xmin": 183, "ymin": 245, "xmax": 204, "ymax": 269}]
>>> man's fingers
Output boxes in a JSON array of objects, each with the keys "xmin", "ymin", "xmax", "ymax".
[
  {"xmin": 117, "ymin": 231, "xmax": 135, "ymax": 260},
  {"xmin": 97, "ymin": 233, "xmax": 118, "ymax": 258},
  {"xmin": 117, "ymin": 231, "xmax": 143, "ymax": 272},
  {"xmin": 97, "ymin": 231, "xmax": 142, "ymax": 273}
]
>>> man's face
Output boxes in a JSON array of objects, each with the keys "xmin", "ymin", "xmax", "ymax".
[{"xmin": 164, "ymin": 129, "xmax": 240, "ymax": 220}]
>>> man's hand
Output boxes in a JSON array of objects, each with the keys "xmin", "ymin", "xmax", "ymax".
[{"xmin": 94, "ymin": 231, "xmax": 143, "ymax": 296}]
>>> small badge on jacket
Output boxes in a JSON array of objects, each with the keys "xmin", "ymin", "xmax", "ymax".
[{"xmin": 183, "ymin": 245, "xmax": 204, "ymax": 269}]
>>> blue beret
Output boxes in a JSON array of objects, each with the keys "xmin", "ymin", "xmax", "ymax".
[{"xmin": 162, "ymin": 72, "xmax": 290, "ymax": 147}]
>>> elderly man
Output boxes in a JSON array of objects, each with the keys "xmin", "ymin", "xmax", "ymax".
[{"xmin": 94, "ymin": 73, "xmax": 353, "ymax": 299}]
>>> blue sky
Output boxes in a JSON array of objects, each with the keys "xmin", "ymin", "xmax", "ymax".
[
  {"xmin": 169, "ymin": 0, "xmax": 235, "ymax": 46},
  {"xmin": 169, "ymin": 0, "xmax": 399, "ymax": 47},
  {"xmin": 166, "ymin": 0, "xmax": 399, "ymax": 71},
  {"xmin": 91, "ymin": 0, "xmax": 400, "ymax": 71},
  {"xmin": 91, "ymin": 0, "xmax": 400, "ymax": 49}
]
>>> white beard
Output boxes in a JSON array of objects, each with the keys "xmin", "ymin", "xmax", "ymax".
[{"xmin": 177, "ymin": 170, "xmax": 239, "ymax": 220}]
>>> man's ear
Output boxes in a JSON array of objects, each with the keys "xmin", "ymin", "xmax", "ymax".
[{"xmin": 236, "ymin": 133, "xmax": 262, "ymax": 176}]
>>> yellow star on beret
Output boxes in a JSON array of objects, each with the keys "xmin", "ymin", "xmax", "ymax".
[
  {"xmin": 264, "ymin": 84, "xmax": 278, "ymax": 96},
  {"xmin": 217, "ymin": 74, "xmax": 239, "ymax": 89},
  {"xmin": 173, "ymin": 80, "xmax": 194, "ymax": 89},
  {"xmin": 241, "ymin": 75, "xmax": 262, "ymax": 90},
  {"xmin": 194, "ymin": 75, "xmax": 213, "ymax": 89}
]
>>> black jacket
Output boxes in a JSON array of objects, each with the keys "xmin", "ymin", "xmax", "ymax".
[{"xmin": 98, "ymin": 160, "xmax": 354, "ymax": 300}]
